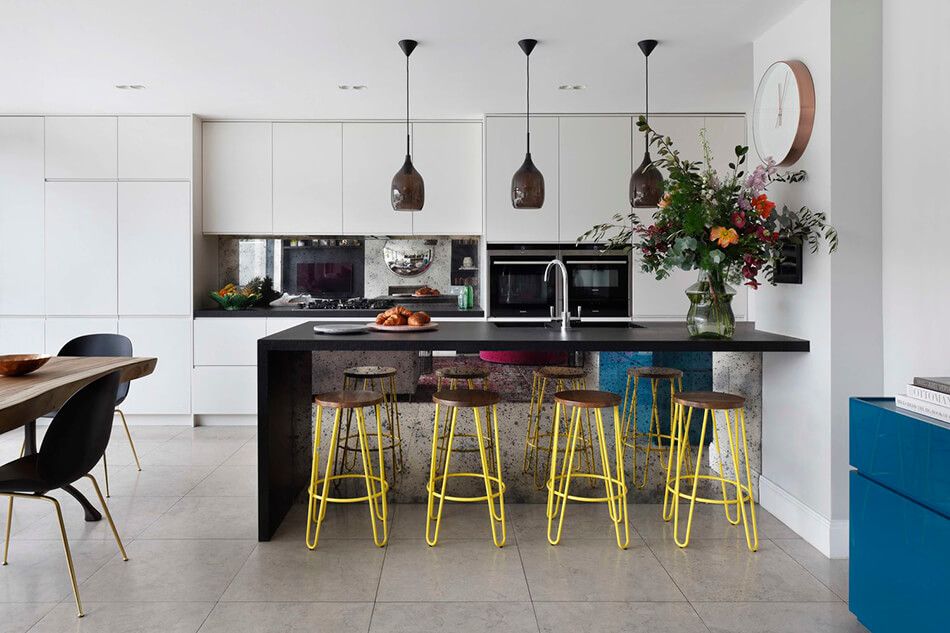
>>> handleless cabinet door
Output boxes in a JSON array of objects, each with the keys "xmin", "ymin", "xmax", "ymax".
[
  {"xmin": 45, "ymin": 317, "xmax": 118, "ymax": 354},
  {"xmin": 45, "ymin": 182, "xmax": 118, "ymax": 316},
  {"xmin": 118, "ymin": 116, "xmax": 192, "ymax": 180},
  {"xmin": 273, "ymin": 122, "xmax": 343, "ymax": 234},
  {"xmin": 45, "ymin": 116, "xmax": 117, "ymax": 179},
  {"xmin": 119, "ymin": 317, "xmax": 192, "ymax": 414},
  {"xmin": 342, "ymin": 122, "xmax": 412, "ymax": 235},
  {"xmin": 118, "ymin": 182, "xmax": 191, "ymax": 316},
  {"xmin": 485, "ymin": 115, "xmax": 559, "ymax": 243},
  {"xmin": 410, "ymin": 122, "xmax": 483, "ymax": 235},
  {"xmin": 202, "ymin": 121, "xmax": 272, "ymax": 234},
  {"xmin": 559, "ymin": 116, "xmax": 632, "ymax": 243},
  {"xmin": 194, "ymin": 317, "xmax": 265, "ymax": 366},
  {"xmin": 0, "ymin": 117, "xmax": 44, "ymax": 315},
  {"xmin": 0, "ymin": 318, "xmax": 45, "ymax": 355}
]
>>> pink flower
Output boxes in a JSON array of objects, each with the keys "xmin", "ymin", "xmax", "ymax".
[{"xmin": 731, "ymin": 211, "xmax": 746, "ymax": 229}]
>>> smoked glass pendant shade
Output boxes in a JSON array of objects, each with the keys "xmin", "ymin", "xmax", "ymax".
[
  {"xmin": 629, "ymin": 150, "xmax": 663, "ymax": 208},
  {"xmin": 392, "ymin": 154, "xmax": 425, "ymax": 211},
  {"xmin": 511, "ymin": 151, "xmax": 544, "ymax": 208}
]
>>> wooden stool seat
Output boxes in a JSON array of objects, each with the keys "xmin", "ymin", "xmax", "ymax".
[
  {"xmin": 536, "ymin": 366, "xmax": 586, "ymax": 379},
  {"xmin": 313, "ymin": 390, "xmax": 383, "ymax": 409},
  {"xmin": 343, "ymin": 366, "xmax": 397, "ymax": 379},
  {"xmin": 554, "ymin": 389, "xmax": 622, "ymax": 409},
  {"xmin": 432, "ymin": 388, "xmax": 500, "ymax": 408},
  {"xmin": 436, "ymin": 365, "xmax": 490, "ymax": 381},
  {"xmin": 673, "ymin": 391, "xmax": 745, "ymax": 410},
  {"xmin": 627, "ymin": 366, "xmax": 683, "ymax": 379}
]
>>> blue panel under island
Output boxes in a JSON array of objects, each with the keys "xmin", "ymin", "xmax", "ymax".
[{"xmin": 849, "ymin": 397, "xmax": 950, "ymax": 633}]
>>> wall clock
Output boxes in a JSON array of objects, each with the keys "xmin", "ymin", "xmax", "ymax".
[{"xmin": 752, "ymin": 60, "xmax": 815, "ymax": 166}]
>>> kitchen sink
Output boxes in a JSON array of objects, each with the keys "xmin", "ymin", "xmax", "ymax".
[{"xmin": 493, "ymin": 321, "xmax": 644, "ymax": 329}]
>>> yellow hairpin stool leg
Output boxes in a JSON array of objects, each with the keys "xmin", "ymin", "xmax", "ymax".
[
  {"xmin": 306, "ymin": 390, "xmax": 389, "ymax": 549},
  {"xmin": 426, "ymin": 388, "xmax": 506, "ymax": 547},
  {"xmin": 523, "ymin": 366, "xmax": 596, "ymax": 490},
  {"xmin": 434, "ymin": 364, "xmax": 493, "ymax": 476},
  {"xmin": 336, "ymin": 366, "xmax": 403, "ymax": 485},
  {"xmin": 546, "ymin": 389, "xmax": 629, "ymax": 550},
  {"xmin": 664, "ymin": 391, "xmax": 758, "ymax": 552},
  {"xmin": 621, "ymin": 366, "xmax": 683, "ymax": 490}
]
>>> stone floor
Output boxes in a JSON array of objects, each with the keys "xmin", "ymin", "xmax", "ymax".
[{"xmin": 0, "ymin": 426, "xmax": 864, "ymax": 632}]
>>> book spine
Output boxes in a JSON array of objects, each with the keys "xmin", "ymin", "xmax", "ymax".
[
  {"xmin": 912, "ymin": 377, "xmax": 950, "ymax": 395},
  {"xmin": 906, "ymin": 384, "xmax": 950, "ymax": 408},
  {"xmin": 895, "ymin": 395, "xmax": 950, "ymax": 424}
]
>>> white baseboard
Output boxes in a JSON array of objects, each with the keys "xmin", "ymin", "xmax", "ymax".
[
  {"xmin": 758, "ymin": 475, "xmax": 849, "ymax": 559},
  {"xmin": 194, "ymin": 414, "xmax": 257, "ymax": 426},
  {"xmin": 119, "ymin": 414, "xmax": 193, "ymax": 426}
]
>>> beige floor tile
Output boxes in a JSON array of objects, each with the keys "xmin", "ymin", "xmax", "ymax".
[
  {"xmin": 270, "ymin": 503, "xmax": 399, "ymax": 544},
  {"xmin": 138, "ymin": 496, "xmax": 257, "ymax": 540},
  {"xmin": 185, "ymin": 466, "xmax": 257, "ymax": 497},
  {"xmin": 509, "ymin": 502, "xmax": 633, "ymax": 542},
  {"xmin": 221, "ymin": 539, "xmax": 386, "ymax": 602},
  {"xmin": 141, "ymin": 438, "xmax": 247, "ymax": 467},
  {"xmin": 0, "ymin": 603, "xmax": 57, "ymax": 633},
  {"xmin": 773, "ymin": 538, "xmax": 849, "ymax": 600},
  {"xmin": 632, "ymin": 503, "xmax": 796, "ymax": 541},
  {"xmin": 534, "ymin": 601, "xmax": 708, "ymax": 633},
  {"xmin": 370, "ymin": 601, "xmax": 539, "ymax": 633},
  {"xmin": 694, "ymin": 601, "xmax": 867, "ymax": 632},
  {"xmin": 377, "ymin": 539, "xmax": 530, "ymax": 602},
  {"xmin": 70, "ymin": 465, "xmax": 216, "ymax": 497},
  {"xmin": 645, "ymin": 538, "xmax": 840, "ymax": 602},
  {"xmin": 30, "ymin": 601, "xmax": 214, "ymax": 633},
  {"xmin": 12, "ymin": 494, "xmax": 178, "ymax": 541},
  {"xmin": 0, "ymin": 539, "xmax": 120, "ymax": 603},
  {"xmin": 391, "ymin": 503, "xmax": 511, "ymax": 542},
  {"xmin": 112, "ymin": 426, "xmax": 188, "ymax": 442},
  {"xmin": 182, "ymin": 426, "xmax": 257, "ymax": 441},
  {"xmin": 518, "ymin": 538, "xmax": 685, "ymax": 602},
  {"xmin": 200, "ymin": 601, "xmax": 373, "ymax": 633},
  {"xmin": 78, "ymin": 539, "xmax": 255, "ymax": 603},
  {"xmin": 222, "ymin": 441, "xmax": 257, "ymax": 467}
]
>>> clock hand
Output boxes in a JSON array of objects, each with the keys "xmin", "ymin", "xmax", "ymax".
[{"xmin": 776, "ymin": 83, "xmax": 783, "ymax": 128}]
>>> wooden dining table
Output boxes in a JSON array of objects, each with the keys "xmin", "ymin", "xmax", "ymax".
[{"xmin": 0, "ymin": 356, "xmax": 157, "ymax": 521}]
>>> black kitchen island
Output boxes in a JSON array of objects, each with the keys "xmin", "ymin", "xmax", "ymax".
[{"xmin": 256, "ymin": 320, "xmax": 808, "ymax": 540}]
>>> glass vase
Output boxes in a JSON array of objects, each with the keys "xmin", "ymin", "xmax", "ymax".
[{"xmin": 685, "ymin": 271, "xmax": 736, "ymax": 339}]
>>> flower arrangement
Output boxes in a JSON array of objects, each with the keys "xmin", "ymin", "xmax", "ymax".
[{"xmin": 581, "ymin": 116, "xmax": 838, "ymax": 337}]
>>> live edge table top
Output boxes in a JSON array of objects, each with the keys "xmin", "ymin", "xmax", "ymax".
[{"xmin": 258, "ymin": 321, "xmax": 809, "ymax": 354}]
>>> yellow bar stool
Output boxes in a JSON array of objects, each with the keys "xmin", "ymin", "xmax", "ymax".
[
  {"xmin": 664, "ymin": 391, "xmax": 758, "ymax": 552},
  {"xmin": 523, "ymin": 366, "xmax": 596, "ymax": 489},
  {"xmin": 434, "ymin": 365, "xmax": 494, "ymax": 476},
  {"xmin": 546, "ymin": 390, "xmax": 629, "ymax": 549},
  {"xmin": 426, "ymin": 388, "xmax": 506, "ymax": 548},
  {"xmin": 336, "ymin": 366, "xmax": 403, "ymax": 485},
  {"xmin": 306, "ymin": 390, "xmax": 389, "ymax": 549},
  {"xmin": 621, "ymin": 366, "xmax": 684, "ymax": 489}
]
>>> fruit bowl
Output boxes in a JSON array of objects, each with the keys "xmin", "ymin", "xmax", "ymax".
[
  {"xmin": 209, "ymin": 291, "xmax": 260, "ymax": 310},
  {"xmin": 0, "ymin": 354, "xmax": 52, "ymax": 377}
]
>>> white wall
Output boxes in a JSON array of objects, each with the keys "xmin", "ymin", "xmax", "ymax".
[
  {"xmin": 881, "ymin": 0, "xmax": 950, "ymax": 394},
  {"xmin": 751, "ymin": 0, "xmax": 882, "ymax": 557}
]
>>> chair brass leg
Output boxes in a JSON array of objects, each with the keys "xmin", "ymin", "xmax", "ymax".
[
  {"xmin": 2, "ymin": 496, "xmax": 12, "ymax": 565},
  {"xmin": 47, "ymin": 496, "xmax": 83, "ymax": 618},
  {"xmin": 84, "ymin": 474, "xmax": 128, "ymax": 560},
  {"xmin": 115, "ymin": 409, "xmax": 141, "ymax": 472},
  {"xmin": 102, "ymin": 451, "xmax": 110, "ymax": 498}
]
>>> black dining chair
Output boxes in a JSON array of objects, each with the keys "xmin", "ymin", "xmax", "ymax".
[
  {"xmin": 57, "ymin": 334, "xmax": 142, "ymax": 496},
  {"xmin": 1, "ymin": 371, "xmax": 129, "ymax": 618}
]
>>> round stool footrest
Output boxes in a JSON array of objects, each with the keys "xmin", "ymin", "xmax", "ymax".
[
  {"xmin": 426, "ymin": 472, "xmax": 506, "ymax": 503},
  {"xmin": 309, "ymin": 473, "xmax": 389, "ymax": 504},
  {"xmin": 622, "ymin": 433, "xmax": 675, "ymax": 449},
  {"xmin": 336, "ymin": 432, "xmax": 402, "ymax": 453},
  {"xmin": 665, "ymin": 474, "xmax": 753, "ymax": 505},
  {"xmin": 546, "ymin": 472, "xmax": 627, "ymax": 503}
]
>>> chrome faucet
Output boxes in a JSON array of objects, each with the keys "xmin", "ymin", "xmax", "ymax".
[{"xmin": 544, "ymin": 258, "xmax": 571, "ymax": 332}]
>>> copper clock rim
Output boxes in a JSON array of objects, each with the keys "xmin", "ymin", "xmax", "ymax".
[{"xmin": 753, "ymin": 59, "xmax": 815, "ymax": 167}]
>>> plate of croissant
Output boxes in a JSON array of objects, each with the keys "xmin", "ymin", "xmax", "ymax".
[{"xmin": 369, "ymin": 306, "xmax": 438, "ymax": 332}]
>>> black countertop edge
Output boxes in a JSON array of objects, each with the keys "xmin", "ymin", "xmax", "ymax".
[{"xmin": 194, "ymin": 308, "xmax": 485, "ymax": 318}]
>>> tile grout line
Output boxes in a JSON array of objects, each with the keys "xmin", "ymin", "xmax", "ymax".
[
  {"xmin": 770, "ymin": 537, "xmax": 848, "ymax": 603},
  {"xmin": 513, "ymin": 534, "xmax": 543, "ymax": 633},
  {"xmin": 640, "ymin": 530, "xmax": 713, "ymax": 633},
  {"xmin": 366, "ymin": 514, "xmax": 392, "ymax": 633}
]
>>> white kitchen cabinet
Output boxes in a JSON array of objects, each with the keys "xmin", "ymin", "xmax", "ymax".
[
  {"xmin": 410, "ymin": 122, "xmax": 482, "ymax": 236},
  {"xmin": 118, "ymin": 317, "xmax": 192, "ymax": 414},
  {"xmin": 202, "ymin": 121, "xmax": 272, "ymax": 234},
  {"xmin": 265, "ymin": 317, "xmax": 311, "ymax": 336},
  {"xmin": 559, "ymin": 116, "xmax": 632, "ymax": 243},
  {"xmin": 45, "ymin": 116, "xmax": 117, "ymax": 179},
  {"xmin": 194, "ymin": 317, "xmax": 266, "ymax": 366},
  {"xmin": 192, "ymin": 366, "xmax": 257, "ymax": 415},
  {"xmin": 118, "ymin": 116, "xmax": 192, "ymax": 180},
  {"xmin": 342, "ymin": 122, "xmax": 412, "ymax": 235},
  {"xmin": 0, "ymin": 117, "xmax": 44, "ymax": 315},
  {"xmin": 273, "ymin": 122, "xmax": 343, "ymax": 235},
  {"xmin": 703, "ymin": 115, "xmax": 747, "ymax": 180},
  {"xmin": 45, "ymin": 317, "xmax": 117, "ymax": 354},
  {"xmin": 118, "ymin": 182, "xmax": 192, "ymax": 316},
  {"xmin": 485, "ymin": 115, "xmax": 559, "ymax": 243},
  {"xmin": 0, "ymin": 318, "xmax": 45, "ymax": 354},
  {"xmin": 45, "ymin": 182, "xmax": 118, "ymax": 316}
]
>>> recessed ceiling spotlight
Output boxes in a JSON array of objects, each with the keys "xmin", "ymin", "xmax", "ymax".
[
  {"xmin": 558, "ymin": 84, "xmax": 586, "ymax": 91},
  {"xmin": 338, "ymin": 84, "xmax": 367, "ymax": 90},
  {"xmin": 115, "ymin": 84, "xmax": 146, "ymax": 90}
]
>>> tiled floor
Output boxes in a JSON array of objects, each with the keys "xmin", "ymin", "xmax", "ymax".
[{"xmin": 0, "ymin": 426, "xmax": 864, "ymax": 632}]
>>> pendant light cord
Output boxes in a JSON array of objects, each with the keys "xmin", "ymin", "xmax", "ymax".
[
  {"xmin": 405, "ymin": 54, "xmax": 411, "ymax": 156},
  {"xmin": 526, "ymin": 51, "xmax": 531, "ymax": 153},
  {"xmin": 644, "ymin": 53, "xmax": 650, "ymax": 142}
]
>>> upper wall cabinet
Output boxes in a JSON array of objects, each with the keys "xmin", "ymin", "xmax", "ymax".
[
  {"xmin": 118, "ymin": 116, "xmax": 192, "ymax": 180},
  {"xmin": 202, "ymin": 121, "xmax": 272, "ymax": 234},
  {"xmin": 485, "ymin": 115, "xmax": 559, "ymax": 243},
  {"xmin": 559, "ymin": 117, "xmax": 632, "ymax": 243},
  {"xmin": 342, "ymin": 122, "xmax": 412, "ymax": 235},
  {"xmin": 0, "ymin": 117, "xmax": 45, "ymax": 315},
  {"xmin": 45, "ymin": 116, "xmax": 117, "ymax": 179},
  {"xmin": 273, "ymin": 122, "xmax": 343, "ymax": 235},
  {"xmin": 410, "ymin": 122, "xmax": 482, "ymax": 236}
]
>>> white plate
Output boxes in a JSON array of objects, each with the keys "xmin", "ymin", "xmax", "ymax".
[
  {"xmin": 367, "ymin": 322, "xmax": 439, "ymax": 333},
  {"xmin": 313, "ymin": 324, "xmax": 369, "ymax": 335}
]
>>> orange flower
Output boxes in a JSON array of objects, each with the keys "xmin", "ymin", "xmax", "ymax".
[
  {"xmin": 657, "ymin": 192, "xmax": 672, "ymax": 209},
  {"xmin": 710, "ymin": 226, "xmax": 739, "ymax": 247},
  {"xmin": 752, "ymin": 194, "xmax": 776, "ymax": 219}
]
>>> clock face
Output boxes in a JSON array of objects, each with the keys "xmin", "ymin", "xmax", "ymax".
[{"xmin": 753, "ymin": 61, "xmax": 814, "ymax": 166}]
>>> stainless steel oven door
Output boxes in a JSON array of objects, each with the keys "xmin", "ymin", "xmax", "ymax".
[{"xmin": 565, "ymin": 257, "xmax": 631, "ymax": 317}]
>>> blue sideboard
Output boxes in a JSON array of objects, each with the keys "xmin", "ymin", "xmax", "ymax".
[{"xmin": 849, "ymin": 397, "xmax": 950, "ymax": 632}]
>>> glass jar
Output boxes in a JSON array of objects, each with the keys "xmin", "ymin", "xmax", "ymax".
[{"xmin": 685, "ymin": 271, "xmax": 736, "ymax": 339}]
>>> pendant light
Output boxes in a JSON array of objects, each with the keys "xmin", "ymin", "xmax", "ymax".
[
  {"xmin": 629, "ymin": 39, "xmax": 664, "ymax": 208},
  {"xmin": 511, "ymin": 38, "xmax": 544, "ymax": 209},
  {"xmin": 391, "ymin": 39, "xmax": 424, "ymax": 211}
]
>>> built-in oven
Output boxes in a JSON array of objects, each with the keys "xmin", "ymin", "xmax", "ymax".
[
  {"xmin": 564, "ymin": 249, "xmax": 631, "ymax": 318},
  {"xmin": 487, "ymin": 246, "xmax": 558, "ymax": 317}
]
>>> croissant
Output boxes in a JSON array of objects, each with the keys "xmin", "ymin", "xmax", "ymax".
[
  {"xmin": 382, "ymin": 307, "xmax": 399, "ymax": 318},
  {"xmin": 375, "ymin": 313, "xmax": 388, "ymax": 325},
  {"xmin": 395, "ymin": 305, "xmax": 413, "ymax": 317},
  {"xmin": 382, "ymin": 314, "xmax": 401, "ymax": 326},
  {"xmin": 408, "ymin": 311, "xmax": 431, "ymax": 326},
  {"xmin": 394, "ymin": 314, "xmax": 409, "ymax": 325}
]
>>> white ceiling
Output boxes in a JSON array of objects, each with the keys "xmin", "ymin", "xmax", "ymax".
[{"xmin": 0, "ymin": 0, "xmax": 804, "ymax": 119}]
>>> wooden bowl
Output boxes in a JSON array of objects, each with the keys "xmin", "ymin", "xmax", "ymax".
[{"xmin": 0, "ymin": 354, "xmax": 52, "ymax": 377}]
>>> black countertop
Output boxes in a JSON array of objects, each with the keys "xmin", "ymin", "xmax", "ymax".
[
  {"xmin": 195, "ymin": 307, "xmax": 485, "ymax": 319},
  {"xmin": 258, "ymin": 320, "xmax": 809, "ymax": 353}
]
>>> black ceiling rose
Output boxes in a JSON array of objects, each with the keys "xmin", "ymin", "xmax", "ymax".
[
  {"xmin": 392, "ymin": 38, "xmax": 424, "ymax": 211},
  {"xmin": 511, "ymin": 38, "xmax": 544, "ymax": 210},
  {"xmin": 630, "ymin": 38, "xmax": 664, "ymax": 208}
]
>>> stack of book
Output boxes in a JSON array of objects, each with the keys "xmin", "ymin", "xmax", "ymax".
[{"xmin": 896, "ymin": 377, "xmax": 950, "ymax": 424}]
